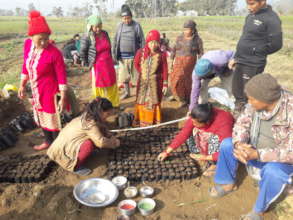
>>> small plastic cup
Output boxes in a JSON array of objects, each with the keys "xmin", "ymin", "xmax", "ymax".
[
  {"xmin": 138, "ymin": 198, "xmax": 156, "ymax": 216},
  {"xmin": 124, "ymin": 186, "xmax": 138, "ymax": 198},
  {"xmin": 118, "ymin": 199, "xmax": 137, "ymax": 216}
]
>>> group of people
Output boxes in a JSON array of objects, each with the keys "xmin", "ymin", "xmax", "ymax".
[{"xmin": 16, "ymin": 0, "xmax": 292, "ymax": 219}]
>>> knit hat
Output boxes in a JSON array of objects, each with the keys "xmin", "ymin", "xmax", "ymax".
[
  {"xmin": 146, "ymin": 30, "xmax": 160, "ymax": 43},
  {"xmin": 27, "ymin": 11, "xmax": 51, "ymax": 36},
  {"xmin": 184, "ymin": 20, "xmax": 196, "ymax": 30},
  {"xmin": 195, "ymin": 59, "xmax": 213, "ymax": 77},
  {"xmin": 245, "ymin": 74, "xmax": 282, "ymax": 103},
  {"xmin": 121, "ymin": 4, "xmax": 132, "ymax": 17}
]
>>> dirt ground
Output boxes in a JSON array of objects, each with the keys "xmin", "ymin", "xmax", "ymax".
[{"xmin": 0, "ymin": 64, "xmax": 283, "ymax": 220}]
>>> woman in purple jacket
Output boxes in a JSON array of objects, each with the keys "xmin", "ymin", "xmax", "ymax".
[{"xmin": 189, "ymin": 50, "xmax": 234, "ymax": 112}]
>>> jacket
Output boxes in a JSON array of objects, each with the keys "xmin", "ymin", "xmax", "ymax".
[
  {"xmin": 47, "ymin": 116, "xmax": 119, "ymax": 171},
  {"xmin": 80, "ymin": 30, "xmax": 111, "ymax": 67},
  {"xmin": 169, "ymin": 108, "xmax": 234, "ymax": 161},
  {"xmin": 235, "ymin": 5, "xmax": 282, "ymax": 67},
  {"xmin": 112, "ymin": 20, "xmax": 145, "ymax": 61},
  {"xmin": 233, "ymin": 90, "xmax": 293, "ymax": 164}
]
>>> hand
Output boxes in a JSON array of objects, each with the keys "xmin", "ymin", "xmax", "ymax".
[
  {"xmin": 162, "ymin": 86, "xmax": 168, "ymax": 96},
  {"xmin": 18, "ymin": 86, "xmax": 26, "ymax": 100},
  {"xmin": 233, "ymin": 143, "xmax": 259, "ymax": 164},
  {"xmin": 115, "ymin": 138, "xmax": 120, "ymax": 147},
  {"xmin": 186, "ymin": 111, "xmax": 191, "ymax": 117},
  {"xmin": 228, "ymin": 59, "xmax": 236, "ymax": 70},
  {"xmin": 157, "ymin": 151, "xmax": 169, "ymax": 161},
  {"xmin": 58, "ymin": 97, "xmax": 67, "ymax": 112},
  {"xmin": 81, "ymin": 61, "xmax": 86, "ymax": 67},
  {"xmin": 190, "ymin": 153, "xmax": 212, "ymax": 161}
]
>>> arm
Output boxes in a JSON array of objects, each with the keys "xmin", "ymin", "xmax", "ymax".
[
  {"xmin": 87, "ymin": 125, "xmax": 120, "ymax": 149},
  {"xmin": 232, "ymin": 104, "xmax": 254, "ymax": 146},
  {"xmin": 112, "ymin": 27, "xmax": 119, "ymax": 62},
  {"xmin": 134, "ymin": 49, "xmax": 142, "ymax": 73},
  {"xmin": 262, "ymin": 16, "xmax": 283, "ymax": 55},
  {"xmin": 18, "ymin": 39, "xmax": 30, "ymax": 99},
  {"xmin": 197, "ymin": 36, "xmax": 204, "ymax": 58},
  {"xmin": 169, "ymin": 118, "xmax": 194, "ymax": 150},
  {"xmin": 189, "ymin": 73, "xmax": 201, "ymax": 111},
  {"xmin": 136, "ymin": 23, "xmax": 145, "ymax": 49},
  {"xmin": 161, "ymin": 52, "xmax": 168, "ymax": 87},
  {"xmin": 79, "ymin": 35, "xmax": 90, "ymax": 65},
  {"xmin": 53, "ymin": 49, "xmax": 68, "ymax": 111}
]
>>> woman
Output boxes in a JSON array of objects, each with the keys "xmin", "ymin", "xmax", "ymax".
[
  {"xmin": 18, "ymin": 11, "xmax": 68, "ymax": 151},
  {"xmin": 80, "ymin": 15, "xmax": 119, "ymax": 107},
  {"xmin": 47, "ymin": 98, "xmax": 120, "ymax": 176},
  {"xmin": 158, "ymin": 103, "xmax": 234, "ymax": 177},
  {"xmin": 170, "ymin": 20, "xmax": 204, "ymax": 107},
  {"xmin": 133, "ymin": 30, "xmax": 168, "ymax": 127}
]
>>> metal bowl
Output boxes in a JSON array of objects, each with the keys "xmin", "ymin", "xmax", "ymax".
[
  {"xmin": 73, "ymin": 178, "xmax": 119, "ymax": 207},
  {"xmin": 139, "ymin": 186, "xmax": 154, "ymax": 197},
  {"xmin": 112, "ymin": 176, "xmax": 128, "ymax": 190}
]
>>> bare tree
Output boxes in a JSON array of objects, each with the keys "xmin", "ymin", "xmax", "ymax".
[
  {"xmin": 52, "ymin": 6, "xmax": 64, "ymax": 17},
  {"xmin": 28, "ymin": 3, "xmax": 36, "ymax": 12}
]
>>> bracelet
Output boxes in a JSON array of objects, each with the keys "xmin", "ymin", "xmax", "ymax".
[{"xmin": 163, "ymin": 150, "xmax": 170, "ymax": 156}]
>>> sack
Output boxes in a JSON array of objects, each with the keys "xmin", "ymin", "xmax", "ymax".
[{"xmin": 116, "ymin": 113, "xmax": 134, "ymax": 129}]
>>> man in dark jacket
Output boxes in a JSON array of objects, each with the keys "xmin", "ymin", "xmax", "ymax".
[
  {"xmin": 229, "ymin": 0, "xmax": 282, "ymax": 115},
  {"xmin": 112, "ymin": 4, "xmax": 145, "ymax": 100}
]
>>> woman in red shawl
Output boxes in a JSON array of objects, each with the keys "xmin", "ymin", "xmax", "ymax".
[{"xmin": 134, "ymin": 30, "xmax": 168, "ymax": 127}]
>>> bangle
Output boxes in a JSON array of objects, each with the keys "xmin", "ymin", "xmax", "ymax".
[{"xmin": 163, "ymin": 150, "xmax": 170, "ymax": 156}]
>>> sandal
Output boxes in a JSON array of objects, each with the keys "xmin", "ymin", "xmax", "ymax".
[
  {"xmin": 203, "ymin": 165, "xmax": 216, "ymax": 177},
  {"xmin": 240, "ymin": 211, "xmax": 263, "ymax": 220},
  {"xmin": 74, "ymin": 167, "xmax": 92, "ymax": 176},
  {"xmin": 33, "ymin": 142, "xmax": 50, "ymax": 151},
  {"xmin": 209, "ymin": 184, "xmax": 236, "ymax": 198}
]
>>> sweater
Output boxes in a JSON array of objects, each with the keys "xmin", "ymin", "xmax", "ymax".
[
  {"xmin": 235, "ymin": 5, "xmax": 282, "ymax": 67},
  {"xmin": 169, "ymin": 108, "xmax": 234, "ymax": 161}
]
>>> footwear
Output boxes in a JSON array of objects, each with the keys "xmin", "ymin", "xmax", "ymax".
[
  {"xmin": 167, "ymin": 95, "xmax": 176, "ymax": 101},
  {"xmin": 202, "ymin": 165, "xmax": 216, "ymax": 177},
  {"xmin": 120, "ymin": 83, "xmax": 130, "ymax": 100},
  {"xmin": 74, "ymin": 167, "xmax": 92, "ymax": 176},
  {"xmin": 240, "ymin": 211, "xmax": 264, "ymax": 220},
  {"xmin": 33, "ymin": 142, "xmax": 50, "ymax": 151},
  {"xmin": 209, "ymin": 184, "xmax": 236, "ymax": 198}
]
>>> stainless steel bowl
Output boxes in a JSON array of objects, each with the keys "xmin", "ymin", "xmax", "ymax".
[
  {"xmin": 73, "ymin": 178, "xmax": 119, "ymax": 207},
  {"xmin": 139, "ymin": 186, "xmax": 154, "ymax": 197}
]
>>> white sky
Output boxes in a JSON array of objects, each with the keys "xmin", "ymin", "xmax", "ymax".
[{"xmin": 0, "ymin": 0, "xmax": 278, "ymax": 14}]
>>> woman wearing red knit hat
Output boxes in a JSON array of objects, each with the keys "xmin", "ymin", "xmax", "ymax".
[
  {"xmin": 18, "ymin": 11, "xmax": 68, "ymax": 150},
  {"xmin": 133, "ymin": 30, "xmax": 168, "ymax": 127}
]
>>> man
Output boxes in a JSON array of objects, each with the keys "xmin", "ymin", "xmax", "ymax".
[
  {"xmin": 189, "ymin": 50, "xmax": 234, "ymax": 112},
  {"xmin": 229, "ymin": 0, "xmax": 282, "ymax": 115},
  {"xmin": 112, "ymin": 4, "xmax": 145, "ymax": 100},
  {"xmin": 210, "ymin": 74, "xmax": 293, "ymax": 220}
]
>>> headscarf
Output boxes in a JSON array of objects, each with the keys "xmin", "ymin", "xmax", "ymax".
[
  {"xmin": 86, "ymin": 15, "xmax": 102, "ymax": 34},
  {"xmin": 143, "ymin": 30, "xmax": 161, "ymax": 59},
  {"xmin": 183, "ymin": 20, "xmax": 198, "ymax": 36}
]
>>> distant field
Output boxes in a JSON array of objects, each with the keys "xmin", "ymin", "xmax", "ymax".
[{"xmin": 0, "ymin": 15, "xmax": 292, "ymax": 88}]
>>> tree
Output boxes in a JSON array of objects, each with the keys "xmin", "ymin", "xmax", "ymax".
[
  {"xmin": 177, "ymin": 0, "xmax": 237, "ymax": 16},
  {"xmin": 28, "ymin": 3, "xmax": 36, "ymax": 12},
  {"xmin": 125, "ymin": 0, "xmax": 177, "ymax": 17},
  {"xmin": 52, "ymin": 6, "xmax": 64, "ymax": 17}
]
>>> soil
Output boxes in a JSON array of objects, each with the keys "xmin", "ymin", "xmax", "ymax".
[{"xmin": 0, "ymin": 62, "xmax": 279, "ymax": 220}]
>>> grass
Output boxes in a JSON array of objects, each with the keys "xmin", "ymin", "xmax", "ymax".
[{"xmin": 0, "ymin": 15, "xmax": 293, "ymax": 89}]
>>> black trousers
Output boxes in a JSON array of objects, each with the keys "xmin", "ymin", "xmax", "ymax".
[
  {"xmin": 43, "ymin": 129, "xmax": 59, "ymax": 145},
  {"xmin": 232, "ymin": 63, "xmax": 265, "ymax": 104}
]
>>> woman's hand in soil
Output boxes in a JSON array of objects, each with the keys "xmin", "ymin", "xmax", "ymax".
[
  {"xmin": 18, "ymin": 86, "xmax": 26, "ymax": 99},
  {"xmin": 157, "ymin": 151, "xmax": 169, "ymax": 161}
]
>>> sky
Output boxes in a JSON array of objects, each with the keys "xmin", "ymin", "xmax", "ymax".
[{"xmin": 0, "ymin": 0, "xmax": 278, "ymax": 14}]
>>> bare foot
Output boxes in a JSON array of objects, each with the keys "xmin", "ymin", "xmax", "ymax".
[{"xmin": 203, "ymin": 164, "xmax": 216, "ymax": 177}]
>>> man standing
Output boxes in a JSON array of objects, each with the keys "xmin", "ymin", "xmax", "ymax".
[
  {"xmin": 112, "ymin": 4, "xmax": 145, "ymax": 100},
  {"xmin": 210, "ymin": 74, "xmax": 293, "ymax": 220},
  {"xmin": 230, "ymin": 0, "xmax": 282, "ymax": 115}
]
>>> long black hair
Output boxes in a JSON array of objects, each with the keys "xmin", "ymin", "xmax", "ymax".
[
  {"xmin": 190, "ymin": 103, "xmax": 213, "ymax": 123},
  {"xmin": 81, "ymin": 97, "xmax": 113, "ymax": 135}
]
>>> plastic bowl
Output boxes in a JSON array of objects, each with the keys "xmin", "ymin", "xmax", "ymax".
[
  {"xmin": 138, "ymin": 198, "xmax": 156, "ymax": 216},
  {"xmin": 139, "ymin": 186, "xmax": 154, "ymax": 197},
  {"xmin": 124, "ymin": 186, "xmax": 138, "ymax": 198}
]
